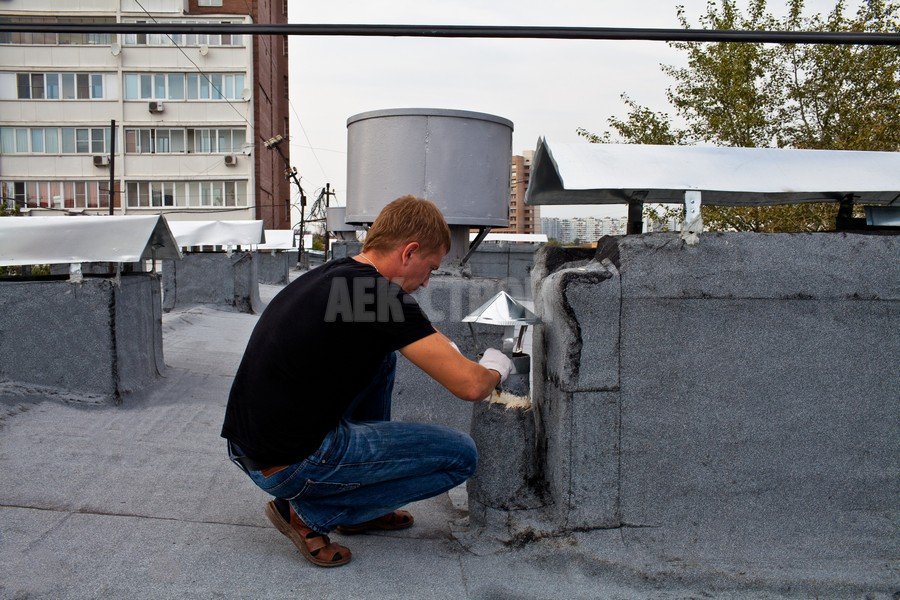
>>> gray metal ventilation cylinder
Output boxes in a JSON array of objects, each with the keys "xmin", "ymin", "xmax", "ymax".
[{"xmin": 345, "ymin": 108, "xmax": 513, "ymax": 263}]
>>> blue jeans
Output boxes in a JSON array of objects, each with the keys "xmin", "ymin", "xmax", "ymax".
[{"xmin": 229, "ymin": 352, "xmax": 478, "ymax": 533}]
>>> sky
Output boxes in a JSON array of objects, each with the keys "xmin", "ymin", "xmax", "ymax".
[{"xmin": 286, "ymin": 0, "xmax": 844, "ymax": 224}]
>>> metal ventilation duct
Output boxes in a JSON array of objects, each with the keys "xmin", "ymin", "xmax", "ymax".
[
  {"xmin": 346, "ymin": 108, "xmax": 513, "ymax": 262},
  {"xmin": 326, "ymin": 206, "xmax": 365, "ymax": 241},
  {"xmin": 346, "ymin": 108, "xmax": 513, "ymax": 226}
]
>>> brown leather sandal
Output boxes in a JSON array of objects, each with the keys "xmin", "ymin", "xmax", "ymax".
[
  {"xmin": 264, "ymin": 500, "xmax": 351, "ymax": 567},
  {"xmin": 336, "ymin": 510, "xmax": 415, "ymax": 535}
]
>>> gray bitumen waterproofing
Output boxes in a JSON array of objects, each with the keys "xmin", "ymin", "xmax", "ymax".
[
  {"xmin": 1, "ymin": 250, "xmax": 897, "ymax": 598},
  {"xmin": 162, "ymin": 251, "xmax": 262, "ymax": 314}
]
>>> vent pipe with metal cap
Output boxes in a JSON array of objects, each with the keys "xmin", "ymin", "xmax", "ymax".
[
  {"xmin": 463, "ymin": 290, "xmax": 541, "ymax": 397},
  {"xmin": 345, "ymin": 108, "xmax": 513, "ymax": 265}
]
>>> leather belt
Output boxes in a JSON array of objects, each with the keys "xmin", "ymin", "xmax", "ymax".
[
  {"xmin": 228, "ymin": 441, "xmax": 289, "ymax": 476},
  {"xmin": 232, "ymin": 452, "xmax": 270, "ymax": 472}
]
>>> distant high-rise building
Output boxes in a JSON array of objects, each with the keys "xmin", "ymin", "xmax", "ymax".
[
  {"xmin": 541, "ymin": 217, "xmax": 562, "ymax": 242},
  {"xmin": 540, "ymin": 216, "xmax": 628, "ymax": 244},
  {"xmin": 0, "ymin": 0, "xmax": 292, "ymax": 229},
  {"xmin": 494, "ymin": 150, "xmax": 540, "ymax": 234}
]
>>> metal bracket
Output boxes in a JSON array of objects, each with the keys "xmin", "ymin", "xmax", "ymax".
[
  {"xmin": 460, "ymin": 226, "xmax": 491, "ymax": 267},
  {"xmin": 69, "ymin": 262, "xmax": 83, "ymax": 283},
  {"xmin": 467, "ymin": 322, "xmax": 481, "ymax": 355},
  {"xmin": 835, "ymin": 194, "xmax": 868, "ymax": 230},
  {"xmin": 627, "ymin": 191, "xmax": 647, "ymax": 235},
  {"xmin": 681, "ymin": 190, "xmax": 703, "ymax": 245}
]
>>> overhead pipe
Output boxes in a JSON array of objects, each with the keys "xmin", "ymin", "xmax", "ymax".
[{"xmin": 0, "ymin": 23, "xmax": 896, "ymax": 45}]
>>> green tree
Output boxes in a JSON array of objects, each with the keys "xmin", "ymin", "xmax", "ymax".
[
  {"xmin": 1, "ymin": 199, "xmax": 16, "ymax": 217},
  {"xmin": 579, "ymin": 0, "xmax": 899, "ymax": 232}
]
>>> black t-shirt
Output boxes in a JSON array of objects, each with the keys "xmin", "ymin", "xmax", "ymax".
[{"xmin": 221, "ymin": 257, "xmax": 435, "ymax": 465}]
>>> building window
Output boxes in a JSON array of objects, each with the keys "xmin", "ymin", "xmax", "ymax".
[
  {"xmin": 123, "ymin": 128, "xmax": 244, "ymax": 154},
  {"xmin": 1, "ymin": 180, "xmax": 109, "ymax": 209},
  {"xmin": 283, "ymin": 75, "xmax": 289, "ymax": 99},
  {"xmin": 123, "ymin": 20, "xmax": 244, "ymax": 47},
  {"xmin": 0, "ymin": 17, "xmax": 114, "ymax": 45},
  {"xmin": 283, "ymin": 35, "xmax": 288, "ymax": 56},
  {"xmin": 43, "ymin": 74, "xmax": 59, "ymax": 99},
  {"xmin": 125, "ymin": 72, "xmax": 245, "ymax": 101},
  {"xmin": 30, "ymin": 74, "xmax": 45, "ymax": 99},
  {"xmin": 126, "ymin": 180, "xmax": 247, "ymax": 208},
  {"xmin": 198, "ymin": 0, "xmax": 224, "ymax": 6},
  {"xmin": 0, "ymin": 127, "xmax": 111, "ymax": 155},
  {"xmin": 16, "ymin": 73, "xmax": 104, "ymax": 100}
]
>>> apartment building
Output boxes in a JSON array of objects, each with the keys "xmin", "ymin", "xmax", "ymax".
[
  {"xmin": 541, "ymin": 216, "xmax": 628, "ymax": 244},
  {"xmin": 494, "ymin": 150, "xmax": 540, "ymax": 234},
  {"xmin": 0, "ymin": 0, "xmax": 291, "ymax": 228}
]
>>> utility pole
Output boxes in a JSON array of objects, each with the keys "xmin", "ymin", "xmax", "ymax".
[
  {"xmin": 323, "ymin": 183, "xmax": 334, "ymax": 260},
  {"xmin": 108, "ymin": 119, "xmax": 116, "ymax": 216},
  {"xmin": 263, "ymin": 134, "xmax": 307, "ymax": 269}
]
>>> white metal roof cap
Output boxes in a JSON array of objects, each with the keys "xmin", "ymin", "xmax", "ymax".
[
  {"xmin": 462, "ymin": 291, "xmax": 541, "ymax": 326},
  {"xmin": 257, "ymin": 230, "xmax": 296, "ymax": 251},
  {"xmin": 469, "ymin": 232, "xmax": 549, "ymax": 243},
  {"xmin": 525, "ymin": 138, "xmax": 900, "ymax": 206},
  {"xmin": 0, "ymin": 215, "xmax": 181, "ymax": 267},
  {"xmin": 164, "ymin": 219, "xmax": 265, "ymax": 247}
]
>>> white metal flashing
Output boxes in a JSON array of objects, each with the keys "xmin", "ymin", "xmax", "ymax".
[
  {"xmin": 468, "ymin": 232, "xmax": 549, "ymax": 243},
  {"xmin": 257, "ymin": 229, "xmax": 296, "ymax": 251},
  {"xmin": 164, "ymin": 219, "xmax": 265, "ymax": 248},
  {"xmin": 525, "ymin": 138, "xmax": 900, "ymax": 206},
  {"xmin": 0, "ymin": 215, "xmax": 181, "ymax": 267}
]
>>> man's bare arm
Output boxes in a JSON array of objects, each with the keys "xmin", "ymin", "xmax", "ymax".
[{"xmin": 399, "ymin": 333, "xmax": 500, "ymax": 402}]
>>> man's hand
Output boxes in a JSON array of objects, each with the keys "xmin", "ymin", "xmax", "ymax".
[
  {"xmin": 400, "ymin": 333, "xmax": 502, "ymax": 402},
  {"xmin": 478, "ymin": 348, "xmax": 513, "ymax": 383}
]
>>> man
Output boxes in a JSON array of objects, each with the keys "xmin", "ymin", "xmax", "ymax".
[{"xmin": 222, "ymin": 195, "xmax": 513, "ymax": 567}]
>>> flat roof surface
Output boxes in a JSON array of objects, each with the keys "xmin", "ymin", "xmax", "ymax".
[
  {"xmin": 525, "ymin": 139, "xmax": 900, "ymax": 206},
  {"xmin": 0, "ymin": 273, "xmax": 893, "ymax": 598}
]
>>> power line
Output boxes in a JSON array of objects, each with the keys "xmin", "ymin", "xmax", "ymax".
[
  {"xmin": 236, "ymin": 0, "xmax": 318, "ymax": 230},
  {"xmin": 0, "ymin": 22, "xmax": 896, "ymax": 45},
  {"xmin": 239, "ymin": 0, "xmax": 329, "ymax": 184},
  {"xmin": 291, "ymin": 109, "xmax": 329, "ymax": 182},
  {"xmin": 289, "ymin": 143, "xmax": 346, "ymax": 155}
]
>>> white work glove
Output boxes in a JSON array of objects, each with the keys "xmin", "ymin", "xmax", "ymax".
[{"xmin": 478, "ymin": 348, "xmax": 513, "ymax": 383}]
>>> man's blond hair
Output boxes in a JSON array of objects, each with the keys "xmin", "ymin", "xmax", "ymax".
[{"xmin": 363, "ymin": 195, "xmax": 451, "ymax": 255}]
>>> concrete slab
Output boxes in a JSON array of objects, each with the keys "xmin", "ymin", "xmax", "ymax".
[
  {"xmin": 162, "ymin": 252, "xmax": 261, "ymax": 313},
  {"xmin": 255, "ymin": 250, "xmax": 291, "ymax": 285},
  {"xmin": 0, "ymin": 274, "xmax": 163, "ymax": 404}
]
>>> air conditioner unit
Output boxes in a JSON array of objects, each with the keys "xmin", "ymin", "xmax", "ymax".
[
  {"xmin": 224, "ymin": 154, "xmax": 238, "ymax": 166},
  {"xmin": 148, "ymin": 101, "xmax": 165, "ymax": 113},
  {"xmin": 93, "ymin": 155, "xmax": 110, "ymax": 167}
]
